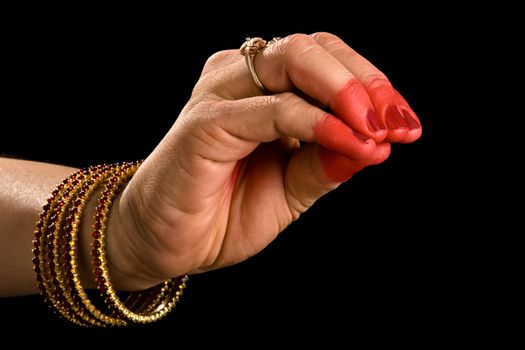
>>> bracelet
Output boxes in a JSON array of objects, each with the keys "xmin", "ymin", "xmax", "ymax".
[
  {"xmin": 66, "ymin": 164, "xmax": 125, "ymax": 326},
  {"xmin": 34, "ymin": 169, "xmax": 88, "ymax": 326},
  {"xmin": 34, "ymin": 165, "xmax": 122, "ymax": 326},
  {"xmin": 92, "ymin": 161, "xmax": 188, "ymax": 323},
  {"xmin": 33, "ymin": 161, "xmax": 188, "ymax": 327}
]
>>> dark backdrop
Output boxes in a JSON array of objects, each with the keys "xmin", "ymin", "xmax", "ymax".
[{"xmin": 0, "ymin": 7, "xmax": 475, "ymax": 344}]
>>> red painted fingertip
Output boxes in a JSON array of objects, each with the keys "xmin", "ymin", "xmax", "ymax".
[
  {"xmin": 353, "ymin": 130, "xmax": 371, "ymax": 142},
  {"xmin": 367, "ymin": 108, "xmax": 388, "ymax": 142},
  {"xmin": 318, "ymin": 146, "xmax": 363, "ymax": 183},
  {"xmin": 399, "ymin": 109, "xmax": 422, "ymax": 143},
  {"xmin": 332, "ymin": 80, "xmax": 377, "ymax": 137},
  {"xmin": 367, "ymin": 109, "xmax": 386, "ymax": 133},
  {"xmin": 313, "ymin": 114, "xmax": 375, "ymax": 160},
  {"xmin": 385, "ymin": 105, "xmax": 408, "ymax": 129},
  {"xmin": 401, "ymin": 109, "xmax": 421, "ymax": 130}
]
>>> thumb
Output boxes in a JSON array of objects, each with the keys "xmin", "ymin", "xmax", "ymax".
[{"xmin": 283, "ymin": 143, "xmax": 391, "ymax": 217}]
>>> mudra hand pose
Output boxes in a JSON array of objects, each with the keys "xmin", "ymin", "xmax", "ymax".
[{"xmin": 0, "ymin": 33, "xmax": 421, "ymax": 326}]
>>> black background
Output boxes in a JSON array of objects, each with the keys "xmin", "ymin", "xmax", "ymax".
[{"xmin": 0, "ymin": 5, "xmax": 481, "ymax": 344}]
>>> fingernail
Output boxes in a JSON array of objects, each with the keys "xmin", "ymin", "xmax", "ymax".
[
  {"xmin": 402, "ymin": 110, "xmax": 421, "ymax": 130},
  {"xmin": 353, "ymin": 130, "xmax": 372, "ymax": 142},
  {"xmin": 367, "ymin": 109, "xmax": 386, "ymax": 133},
  {"xmin": 385, "ymin": 105, "xmax": 408, "ymax": 129}
]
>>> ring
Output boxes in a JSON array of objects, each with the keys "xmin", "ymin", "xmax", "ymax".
[{"xmin": 240, "ymin": 37, "xmax": 282, "ymax": 93}]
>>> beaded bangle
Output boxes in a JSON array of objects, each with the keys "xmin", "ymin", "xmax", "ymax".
[
  {"xmin": 33, "ymin": 161, "xmax": 188, "ymax": 327},
  {"xmin": 34, "ymin": 170, "xmax": 88, "ymax": 326},
  {"xmin": 34, "ymin": 167, "xmax": 115, "ymax": 326},
  {"xmin": 52, "ymin": 168, "xmax": 107, "ymax": 326},
  {"xmin": 65, "ymin": 164, "xmax": 125, "ymax": 326},
  {"xmin": 92, "ymin": 161, "xmax": 188, "ymax": 323}
]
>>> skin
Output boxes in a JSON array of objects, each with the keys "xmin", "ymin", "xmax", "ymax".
[{"xmin": 0, "ymin": 32, "xmax": 421, "ymax": 296}]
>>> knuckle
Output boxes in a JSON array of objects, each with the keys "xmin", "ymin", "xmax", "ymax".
[
  {"xmin": 209, "ymin": 100, "xmax": 234, "ymax": 120},
  {"xmin": 312, "ymin": 31, "xmax": 354, "ymax": 57},
  {"xmin": 183, "ymin": 100, "xmax": 221, "ymax": 129},
  {"xmin": 310, "ymin": 32, "xmax": 341, "ymax": 45},
  {"xmin": 281, "ymin": 33, "xmax": 318, "ymax": 54},
  {"xmin": 249, "ymin": 95, "xmax": 279, "ymax": 117},
  {"xmin": 190, "ymin": 78, "xmax": 216, "ymax": 101},
  {"xmin": 272, "ymin": 92, "xmax": 302, "ymax": 115},
  {"xmin": 202, "ymin": 49, "xmax": 238, "ymax": 77},
  {"xmin": 204, "ymin": 50, "xmax": 234, "ymax": 68},
  {"xmin": 274, "ymin": 92, "xmax": 300, "ymax": 111}
]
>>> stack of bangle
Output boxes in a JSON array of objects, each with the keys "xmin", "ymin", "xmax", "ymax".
[{"xmin": 32, "ymin": 161, "xmax": 188, "ymax": 327}]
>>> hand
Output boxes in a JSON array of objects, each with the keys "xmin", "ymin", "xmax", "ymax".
[{"xmin": 110, "ymin": 33, "xmax": 422, "ymax": 289}]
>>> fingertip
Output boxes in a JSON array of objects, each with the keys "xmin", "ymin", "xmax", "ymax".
[
  {"xmin": 357, "ymin": 136, "xmax": 377, "ymax": 159},
  {"xmin": 366, "ymin": 109, "xmax": 388, "ymax": 142},
  {"xmin": 402, "ymin": 109, "xmax": 421, "ymax": 130},
  {"xmin": 400, "ymin": 128, "xmax": 423, "ymax": 143},
  {"xmin": 314, "ymin": 114, "xmax": 377, "ymax": 160},
  {"xmin": 348, "ymin": 129, "xmax": 378, "ymax": 160},
  {"xmin": 369, "ymin": 143, "xmax": 391, "ymax": 165},
  {"xmin": 317, "ymin": 146, "xmax": 361, "ymax": 183},
  {"xmin": 332, "ymin": 80, "xmax": 379, "ymax": 137},
  {"xmin": 371, "ymin": 129, "xmax": 388, "ymax": 143},
  {"xmin": 384, "ymin": 105, "xmax": 409, "ymax": 142},
  {"xmin": 385, "ymin": 104, "xmax": 408, "ymax": 129},
  {"xmin": 399, "ymin": 109, "xmax": 422, "ymax": 143},
  {"xmin": 364, "ymin": 79, "xmax": 422, "ymax": 144},
  {"xmin": 385, "ymin": 128, "xmax": 409, "ymax": 143}
]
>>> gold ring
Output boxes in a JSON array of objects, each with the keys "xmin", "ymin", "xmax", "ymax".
[{"xmin": 240, "ymin": 37, "xmax": 282, "ymax": 93}]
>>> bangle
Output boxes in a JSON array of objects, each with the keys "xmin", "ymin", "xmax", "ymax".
[
  {"xmin": 33, "ymin": 161, "xmax": 188, "ymax": 327},
  {"xmin": 34, "ymin": 166, "xmax": 115, "ymax": 326},
  {"xmin": 65, "ymin": 164, "xmax": 125, "ymax": 326},
  {"xmin": 51, "ymin": 168, "xmax": 100, "ymax": 326},
  {"xmin": 34, "ymin": 170, "xmax": 87, "ymax": 325},
  {"xmin": 92, "ymin": 161, "xmax": 188, "ymax": 323}
]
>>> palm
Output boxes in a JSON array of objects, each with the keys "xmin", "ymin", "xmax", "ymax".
[
  {"xmin": 151, "ymin": 133, "xmax": 303, "ymax": 275},
  {"xmin": 211, "ymin": 139, "xmax": 299, "ymax": 267}
]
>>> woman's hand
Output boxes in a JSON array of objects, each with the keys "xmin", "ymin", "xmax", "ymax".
[{"xmin": 111, "ymin": 33, "xmax": 422, "ymax": 289}]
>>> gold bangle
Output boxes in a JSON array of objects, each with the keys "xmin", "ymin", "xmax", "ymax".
[
  {"xmin": 66, "ymin": 164, "xmax": 126, "ymax": 326},
  {"xmin": 34, "ymin": 170, "xmax": 87, "ymax": 326},
  {"xmin": 35, "ymin": 165, "xmax": 124, "ymax": 326},
  {"xmin": 51, "ymin": 168, "xmax": 104, "ymax": 326},
  {"xmin": 92, "ymin": 161, "xmax": 188, "ymax": 323},
  {"xmin": 34, "ymin": 162, "xmax": 188, "ymax": 327},
  {"xmin": 35, "ymin": 166, "xmax": 118, "ymax": 326}
]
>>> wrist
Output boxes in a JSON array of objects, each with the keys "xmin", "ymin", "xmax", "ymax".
[{"xmin": 77, "ymin": 184, "xmax": 159, "ymax": 291}]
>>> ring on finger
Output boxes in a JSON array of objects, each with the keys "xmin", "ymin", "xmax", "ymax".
[{"xmin": 240, "ymin": 37, "xmax": 282, "ymax": 94}]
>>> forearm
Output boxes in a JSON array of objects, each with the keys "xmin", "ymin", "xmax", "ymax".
[
  {"xmin": 0, "ymin": 158, "xmax": 131, "ymax": 296},
  {"xmin": 0, "ymin": 158, "xmax": 75, "ymax": 295}
]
